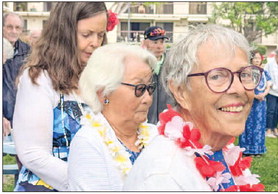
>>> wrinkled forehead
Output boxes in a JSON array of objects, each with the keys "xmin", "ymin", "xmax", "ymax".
[
  {"xmin": 196, "ymin": 38, "xmax": 240, "ymax": 63},
  {"xmin": 5, "ymin": 15, "xmax": 23, "ymax": 26}
]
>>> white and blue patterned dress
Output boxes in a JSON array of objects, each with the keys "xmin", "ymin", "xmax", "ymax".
[
  {"xmin": 239, "ymin": 70, "xmax": 271, "ymax": 154},
  {"xmin": 14, "ymin": 94, "xmax": 86, "ymax": 191}
]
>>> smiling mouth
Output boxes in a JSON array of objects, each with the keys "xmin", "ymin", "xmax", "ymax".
[{"xmin": 219, "ymin": 106, "xmax": 243, "ymax": 113}]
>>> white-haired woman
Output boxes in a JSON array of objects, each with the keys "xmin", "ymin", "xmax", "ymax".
[
  {"xmin": 68, "ymin": 43, "xmax": 158, "ymax": 191},
  {"xmin": 123, "ymin": 24, "xmax": 265, "ymax": 191}
]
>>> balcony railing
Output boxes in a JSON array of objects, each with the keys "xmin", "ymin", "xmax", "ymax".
[{"xmin": 118, "ymin": 30, "xmax": 173, "ymax": 43}]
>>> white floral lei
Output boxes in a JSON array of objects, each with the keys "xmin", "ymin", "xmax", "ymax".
[{"xmin": 80, "ymin": 111, "xmax": 153, "ymax": 177}]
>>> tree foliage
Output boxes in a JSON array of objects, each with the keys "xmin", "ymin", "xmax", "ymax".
[{"xmin": 210, "ymin": 2, "xmax": 278, "ymax": 43}]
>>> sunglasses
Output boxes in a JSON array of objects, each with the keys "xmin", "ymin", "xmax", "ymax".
[{"xmin": 121, "ymin": 82, "xmax": 156, "ymax": 97}]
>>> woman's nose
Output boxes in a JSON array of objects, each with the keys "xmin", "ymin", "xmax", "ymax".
[
  {"xmin": 142, "ymin": 88, "xmax": 153, "ymax": 105},
  {"xmin": 226, "ymin": 74, "xmax": 246, "ymax": 95},
  {"xmin": 89, "ymin": 34, "xmax": 101, "ymax": 48}
]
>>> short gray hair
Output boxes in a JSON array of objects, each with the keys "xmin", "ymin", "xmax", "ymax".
[
  {"xmin": 161, "ymin": 24, "xmax": 252, "ymax": 103},
  {"xmin": 3, "ymin": 12, "xmax": 24, "ymax": 27},
  {"xmin": 79, "ymin": 43, "xmax": 157, "ymax": 113}
]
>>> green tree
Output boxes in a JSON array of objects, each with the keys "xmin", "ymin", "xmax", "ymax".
[{"xmin": 210, "ymin": 2, "xmax": 278, "ymax": 43}]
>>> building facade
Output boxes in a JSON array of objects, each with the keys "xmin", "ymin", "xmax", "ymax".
[{"xmin": 3, "ymin": 2, "xmax": 278, "ymax": 55}]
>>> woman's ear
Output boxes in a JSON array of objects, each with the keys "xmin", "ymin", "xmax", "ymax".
[
  {"xmin": 97, "ymin": 88, "xmax": 105, "ymax": 104},
  {"xmin": 168, "ymin": 80, "xmax": 191, "ymax": 110}
]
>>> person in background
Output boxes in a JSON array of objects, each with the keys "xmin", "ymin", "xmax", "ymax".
[
  {"xmin": 68, "ymin": 43, "xmax": 158, "ymax": 191},
  {"xmin": 12, "ymin": 2, "xmax": 112, "ymax": 191},
  {"xmin": 28, "ymin": 29, "xmax": 42, "ymax": 47},
  {"xmin": 3, "ymin": 37, "xmax": 15, "ymax": 137},
  {"xmin": 239, "ymin": 50, "xmax": 272, "ymax": 157},
  {"xmin": 123, "ymin": 24, "xmax": 264, "ymax": 191},
  {"xmin": 3, "ymin": 12, "xmax": 31, "ymax": 136},
  {"xmin": 264, "ymin": 49, "xmax": 278, "ymax": 137},
  {"xmin": 142, "ymin": 26, "xmax": 174, "ymax": 125}
]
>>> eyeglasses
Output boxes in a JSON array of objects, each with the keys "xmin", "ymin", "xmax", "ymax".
[
  {"xmin": 4, "ymin": 25, "xmax": 22, "ymax": 31},
  {"xmin": 188, "ymin": 66, "xmax": 263, "ymax": 93},
  {"xmin": 121, "ymin": 82, "xmax": 156, "ymax": 97}
]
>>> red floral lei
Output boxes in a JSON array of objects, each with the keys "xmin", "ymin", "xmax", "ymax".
[
  {"xmin": 158, "ymin": 104, "xmax": 265, "ymax": 191},
  {"xmin": 107, "ymin": 10, "xmax": 119, "ymax": 32}
]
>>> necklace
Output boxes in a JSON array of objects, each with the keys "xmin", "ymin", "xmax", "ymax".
[
  {"xmin": 158, "ymin": 105, "xmax": 265, "ymax": 191},
  {"xmin": 80, "ymin": 110, "xmax": 154, "ymax": 177}
]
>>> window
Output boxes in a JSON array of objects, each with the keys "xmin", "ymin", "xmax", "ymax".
[
  {"xmin": 156, "ymin": 22, "xmax": 173, "ymax": 42},
  {"xmin": 189, "ymin": 2, "xmax": 207, "ymax": 14},
  {"xmin": 188, "ymin": 22, "xmax": 207, "ymax": 29},
  {"xmin": 44, "ymin": 2, "xmax": 53, "ymax": 12},
  {"xmin": 24, "ymin": 19, "xmax": 27, "ymax": 31},
  {"xmin": 119, "ymin": 22, "xmax": 150, "ymax": 42},
  {"xmin": 156, "ymin": 2, "xmax": 173, "ymax": 14},
  {"xmin": 14, "ymin": 2, "xmax": 27, "ymax": 11},
  {"xmin": 126, "ymin": 3, "xmax": 154, "ymax": 14}
]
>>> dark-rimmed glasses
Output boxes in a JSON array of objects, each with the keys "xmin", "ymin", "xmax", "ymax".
[
  {"xmin": 121, "ymin": 82, "xmax": 156, "ymax": 97},
  {"xmin": 188, "ymin": 65, "xmax": 263, "ymax": 93}
]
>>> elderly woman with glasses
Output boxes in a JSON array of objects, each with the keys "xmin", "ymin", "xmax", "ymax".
[
  {"xmin": 68, "ymin": 43, "xmax": 158, "ymax": 191},
  {"xmin": 123, "ymin": 24, "xmax": 265, "ymax": 191}
]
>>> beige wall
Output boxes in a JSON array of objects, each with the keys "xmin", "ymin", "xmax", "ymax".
[{"xmin": 3, "ymin": 2, "xmax": 278, "ymax": 52}]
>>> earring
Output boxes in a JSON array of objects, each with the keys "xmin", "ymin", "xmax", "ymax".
[{"xmin": 104, "ymin": 99, "xmax": 109, "ymax": 104}]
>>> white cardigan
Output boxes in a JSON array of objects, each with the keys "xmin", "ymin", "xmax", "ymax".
[
  {"xmin": 123, "ymin": 135, "xmax": 212, "ymax": 191},
  {"xmin": 68, "ymin": 112, "xmax": 158, "ymax": 191},
  {"xmin": 13, "ymin": 69, "xmax": 81, "ymax": 191}
]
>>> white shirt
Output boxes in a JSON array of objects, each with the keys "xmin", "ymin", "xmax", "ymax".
[
  {"xmin": 123, "ymin": 135, "xmax": 211, "ymax": 191},
  {"xmin": 68, "ymin": 112, "xmax": 158, "ymax": 191},
  {"xmin": 13, "ymin": 69, "xmax": 79, "ymax": 191},
  {"xmin": 264, "ymin": 58, "xmax": 278, "ymax": 97}
]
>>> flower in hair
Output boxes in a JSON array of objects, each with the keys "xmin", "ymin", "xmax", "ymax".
[{"xmin": 107, "ymin": 10, "xmax": 119, "ymax": 31}]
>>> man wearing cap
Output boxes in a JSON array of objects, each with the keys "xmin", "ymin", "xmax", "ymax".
[{"xmin": 142, "ymin": 26, "xmax": 174, "ymax": 124}]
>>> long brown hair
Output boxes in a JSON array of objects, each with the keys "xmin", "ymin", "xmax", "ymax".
[{"xmin": 21, "ymin": 2, "xmax": 107, "ymax": 94}]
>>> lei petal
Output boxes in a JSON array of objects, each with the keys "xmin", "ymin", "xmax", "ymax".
[
  {"xmin": 195, "ymin": 156, "xmax": 225, "ymax": 177},
  {"xmin": 224, "ymin": 146, "xmax": 245, "ymax": 166},
  {"xmin": 234, "ymin": 172, "xmax": 261, "ymax": 185},
  {"xmin": 238, "ymin": 184, "xmax": 265, "ymax": 191},
  {"xmin": 230, "ymin": 154, "xmax": 252, "ymax": 176},
  {"xmin": 184, "ymin": 145, "xmax": 213, "ymax": 156},
  {"xmin": 158, "ymin": 104, "xmax": 181, "ymax": 135},
  {"xmin": 164, "ymin": 116, "xmax": 184, "ymax": 140}
]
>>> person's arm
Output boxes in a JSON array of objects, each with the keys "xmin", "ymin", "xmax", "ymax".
[
  {"xmin": 13, "ymin": 70, "xmax": 68, "ymax": 191},
  {"xmin": 3, "ymin": 117, "xmax": 11, "ymax": 136},
  {"xmin": 68, "ymin": 128, "xmax": 112, "ymax": 191}
]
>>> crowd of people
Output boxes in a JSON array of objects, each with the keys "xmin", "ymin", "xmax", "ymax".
[{"xmin": 2, "ymin": 2, "xmax": 277, "ymax": 192}]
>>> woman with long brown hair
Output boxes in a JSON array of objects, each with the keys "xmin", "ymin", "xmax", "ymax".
[{"xmin": 12, "ymin": 2, "xmax": 116, "ymax": 191}]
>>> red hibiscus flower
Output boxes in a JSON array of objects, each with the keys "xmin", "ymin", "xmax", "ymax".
[{"xmin": 107, "ymin": 10, "xmax": 119, "ymax": 31}]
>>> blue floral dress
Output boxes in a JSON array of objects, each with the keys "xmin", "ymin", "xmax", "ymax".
[
  {"xmin": 14, "ymin": 94, "xmax": 87, "ymax": 191},
  {"xmin": 239, "ymin": 70, "xmax": 271, "ymax": 155}
]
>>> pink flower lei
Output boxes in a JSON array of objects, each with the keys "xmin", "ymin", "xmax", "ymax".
[
  {"xmin": 158, "ymin": 104, "xmax": 265, "ymax": 192},
  {"xmin": 107, "ymin": 10, "xmax": 119, "ymax": 32}
]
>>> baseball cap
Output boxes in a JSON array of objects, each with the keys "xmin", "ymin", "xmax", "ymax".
[{"xmin": 144, "ymin": 26, "xmax": 168, "ymax": 40}]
